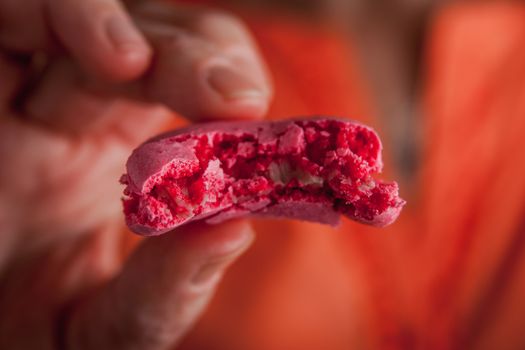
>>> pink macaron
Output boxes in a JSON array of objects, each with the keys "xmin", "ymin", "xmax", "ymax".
[{"xmin": 121, "ymin": 118, "xmax": 405, "ymax": 235}]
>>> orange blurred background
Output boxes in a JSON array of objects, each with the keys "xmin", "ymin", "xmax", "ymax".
[{"xmin": 156, "ymin": 0, "xmax": 525, "ymax": 349}]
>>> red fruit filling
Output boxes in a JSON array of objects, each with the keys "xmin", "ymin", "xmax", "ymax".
[{"xmin": 122, "ymin": 120, "xmax": 404, "ymax": 231}]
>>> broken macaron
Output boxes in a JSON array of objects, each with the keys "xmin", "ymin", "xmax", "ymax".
[{"xmin": 121, "ymin": 118, "xmax": 405, "ymax": 235}]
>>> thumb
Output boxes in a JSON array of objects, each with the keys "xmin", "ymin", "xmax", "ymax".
[{"xmin": 63, "ymin": 220, "xmax": 254, "ymax": 350}]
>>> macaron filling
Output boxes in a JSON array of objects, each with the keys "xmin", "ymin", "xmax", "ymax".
[{"xmin": 121, "ymin": 119, "xmax": 405, "ymax": 235}]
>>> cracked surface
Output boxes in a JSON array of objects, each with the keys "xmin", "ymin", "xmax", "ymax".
[{"xmin": 121, "ymin": 119, "xmax": 405, "ymax": 235}]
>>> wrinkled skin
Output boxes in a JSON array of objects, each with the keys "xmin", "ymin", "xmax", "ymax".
[{"xmin": 0, "ymin": 1, "xmax": 271, "ymax": 349}]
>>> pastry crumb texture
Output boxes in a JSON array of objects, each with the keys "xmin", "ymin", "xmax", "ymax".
[{"xmin": 121, "ymin": 118, "xmax": 405, "ymax": 236}]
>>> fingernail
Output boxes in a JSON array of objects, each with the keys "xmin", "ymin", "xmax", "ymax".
[
  {"xmin": 106, "ymin": 16, "xmax": 148, "ymax": 54},
  {"xmin": 207, "ymin": 66, "xmax": 265, "ymax": 101},
  {"xmin": 191, "ymin": 228, "xmax": 254, "ymax": 286}
]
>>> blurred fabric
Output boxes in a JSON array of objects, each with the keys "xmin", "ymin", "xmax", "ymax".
[{"xmin": 110, "ymin": 1, "xmax": 525, "ymax": 349}]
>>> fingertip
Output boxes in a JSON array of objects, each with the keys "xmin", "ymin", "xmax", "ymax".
[
  {"xmin": 195, "ymin": 96, "xmax": 270, "ymax": 122},
  {"xmin": 155, "ymin": 67, "xmax": 271, "ymax": 122},
  {"xmin": 223, "ymin": 95, "xmax": 271, "ymax": 120},
  {"xmin": 83, "ymin": 31, "xmax": 152, "ymax": 83},
  {"xmin": 137, "ymin": 13, "xmax": 273, "ymax": 121},
  {"xmin": 184, "ymin": 220, "xmax": 255, "ymax": 290},
  {"xmin": 132, "ymin": 219, "xmax": 256, "ymax": 273},
  {"xmin": 103, "ymin": 16, "xmax": 153, "ymax": 81},
  {"xmin": 206, "ymin": 65, "xmax": 267, "ymax": 101},
  {"xmin": 103, "ymin": 46, "xmax": 152, "ymax": 82},
  {"xmin": 175, "ymin": 219, "xmax": 256, "ymax": 260},
  {"xmin": 203, "ymin": 64, "xmax": 271, "ymax": 120},
  {"xmin": 176, "ymin": 63, "xmax": 271, "ymax": 122},
  {"xmin": 48, "ymin": 0, "xmax": 153, "ymax": 83}
]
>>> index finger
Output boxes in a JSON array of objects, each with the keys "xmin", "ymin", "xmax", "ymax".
[{"xmin": 129, "ymin": 4, "xmax": 273, "ymax": 121}]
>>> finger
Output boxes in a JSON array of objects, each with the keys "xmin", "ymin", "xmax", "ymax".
[
  {"xmin": 133, "ymin": 6, "xmax": 272, "ymax": 121},
  {"xmin": 48, "ymin": 0, "xmax": 152, "ymax": 81},
  {"xmin": 0, "ymin": 0, "xmax": 151, "ymax": 82},
  {"xmin": 22, "ymin": 58, "xmax": 172, "ymax": 139},
  {"xmin": 64, "ymin": 220, "xmax": 255, "ymax": 350},
  {"xmin": 18, "ymin": 4, "xmax": 273, "ymax": 131}
]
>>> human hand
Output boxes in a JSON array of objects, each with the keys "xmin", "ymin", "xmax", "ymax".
[{"xmin": 0, "ymin": 1, "xmax": 271, "ymax": 348}]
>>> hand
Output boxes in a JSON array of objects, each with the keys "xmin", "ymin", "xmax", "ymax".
[{"xmin": 0, "ymin": 1, "xmax": 271, "ymax": 348}]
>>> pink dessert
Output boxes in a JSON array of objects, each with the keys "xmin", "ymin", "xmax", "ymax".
[{"xmin": 121, "ymin": 118, "xmax": 405, "ymax": 235}]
